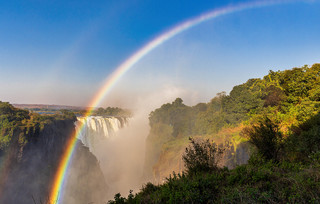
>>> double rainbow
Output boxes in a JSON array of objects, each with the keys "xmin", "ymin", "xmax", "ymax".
[{"xmin": 49, "ymin": 0, "xmax": 299, "ymax": 203}]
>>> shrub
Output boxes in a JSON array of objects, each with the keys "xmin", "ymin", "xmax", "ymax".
[
  {"xmin": 182, "ymin": 138, "xmax": 224, "ymax": 175},
  {"xmin": 242, "ymin": 117, "xmax": 284, "ymax": 161}
]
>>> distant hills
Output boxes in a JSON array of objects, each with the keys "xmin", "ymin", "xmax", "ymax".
[
  {"xmin": 11, "ymin": 103, "xmax": 132, "ymax": 117},
  {"xmin": 12, "ymin": 103, "xmax": 87, "ymax": 110}
]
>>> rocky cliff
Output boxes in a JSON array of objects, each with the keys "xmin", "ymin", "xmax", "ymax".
[
  {"xmin": 145, "ymin": 125, "xmax": 251, "ymax": 184},
  {"xmin": 0, "ymin": 117, "xmax": 107, "ymax": 204}
]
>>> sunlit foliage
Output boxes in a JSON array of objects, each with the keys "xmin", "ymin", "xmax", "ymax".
[
  {"xmin": 109, "ymin": 63, "xmax": 320, "ymax": 203},
  {"xmin": 0, "ymin": 102, "xmax": 76, "ymax": 152}
]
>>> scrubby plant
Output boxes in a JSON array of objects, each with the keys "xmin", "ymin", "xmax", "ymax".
[
  {"xmin": 182, "ymin": 138, "xmax": 224, "ymax": 175},
  {"xmin": 242, "ymin": 117, "xmax": 284, "ymax": 161}
]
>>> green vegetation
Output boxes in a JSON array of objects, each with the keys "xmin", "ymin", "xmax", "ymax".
[
  {"xmin": 242, "ymin": 117, "xmax": 284, "ymax": 161},
  {"xmin": 109, "ymin": 146, "xmax": 320, "ymax": 203},
  {"xmin": 149, "ymin": 63, "xmax": 320, "ymax": 138},
  {"xmin": 145, "ymin": 64, "xmax": 320, "ymax": 174},
  {"xmin": 92, "ymin": 107, "xmax": 132, "ymax": 117},
  {"xmin": 23, "ymin": 105, "xmax": 132, "ymax": 118},
  {"xmin": 110, "ymin": 120, "xmax": 320, "ymax": 203},
  {"xmin": 0, "ymin": 102, "xmax": 109, "ymax": 204},
  {"xmin": 110, "ymin": 63, "xmax": 320, "ymax": 203},
  {"xmin": 2, "ymin": 63, "xmax": 320, "ymax": 203},
  {"xmin": 0, "ymin": 102, "xmax": 76, "ymax": 153},
  {"xmin": 0, "ymin": 102, "xmax": 30, "ymax": 149},
  {"xmin": 182, "ymin": 138, "xmax": 224, "ymax": 176}
]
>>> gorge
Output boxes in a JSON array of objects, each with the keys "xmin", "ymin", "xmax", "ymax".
[
  {"xmin": 74, "ymin": 115, "xmax": 148, "ymax": 201},
  {"xmin": 0, "ymin": 103, "xmax": 133, "ymax": 203},
  {"xmin": 0, "ymin": 111, "xmax": 107, "ymax": 204}
]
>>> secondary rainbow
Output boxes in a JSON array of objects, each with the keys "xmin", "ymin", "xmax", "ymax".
[{"xmin": 49, "ymin": 0, "xmax": 300, "ymax": 203}]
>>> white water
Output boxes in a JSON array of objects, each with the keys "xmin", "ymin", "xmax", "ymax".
[
  {"xmin": 75, "ymin": 115, "xmax": 147, "ymax": 199},
  {"xmin": 75, "ymin": 116, "xmax": 127, "ymax": 152}
]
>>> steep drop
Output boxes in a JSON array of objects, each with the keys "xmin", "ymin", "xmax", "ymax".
[
  {"xmin": 75, "ymin": 116, "xmax": 128, "ymax": 153},
  {"xmin": 0, "ymin": 114, "xmax": 108, "ymax": 204},
  {"xmin": 75, "ymin": 115, "xmax": 148, "ymax": 199}
]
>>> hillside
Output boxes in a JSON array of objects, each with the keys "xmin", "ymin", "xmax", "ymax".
[
  {"xmin": 143, "ymin": 63, "xmax": 320, "ymax": 181},
  {"xmin": 110, "ymin": 63, "xmax": 320, "ymax": 203}
]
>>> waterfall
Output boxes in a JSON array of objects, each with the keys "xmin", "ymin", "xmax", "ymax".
[
  {"xmin": 75, "ymin": 116, "xmax": 128, "ymax": 152},
  {"xmin": 75, "ymin": 115, "xmax": 145, "ymax": 199}
]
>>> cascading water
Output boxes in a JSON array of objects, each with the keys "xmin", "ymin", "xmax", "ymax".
[
  {"xmin": 75, "ymin": 116, "xmax": 128, "ymax": 152},
  {"xmin": 74, "ymin": 115, "xmax": 146, "ymax": 199}
]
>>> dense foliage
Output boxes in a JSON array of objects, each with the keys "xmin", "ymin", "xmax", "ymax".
[
  {"xmin": 110, "ymin": 63, "xmax": 320, "ymax": 203},
  {"xmin": 149, "ymin": 64, "xmax": 320, "ymax": 137},
  {"xmin": 110, "ymin": 160, "xmax": 320, "ymax": 203},
  {"xmin": 92, "ymin": 107, "xmax": 132, "ymax": 117},
  {"xmin": 0, "ymin": 102, "xmax": 76, "ymax": 153},
  {"xmin": 110, "ymin": 132, "xmax": 320, "ymax": 203},
  {"xmin": 23, "ymin": 105, "xmax": 132, "ymax": 118}
]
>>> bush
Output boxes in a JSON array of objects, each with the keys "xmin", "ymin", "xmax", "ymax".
[
  {"xmin": 182, "ymin": 138, "xmax": 224, "ymax": 175},
  {"xmin": 242, "ymin": 117, "xmax": 284, "ymax": 161}
]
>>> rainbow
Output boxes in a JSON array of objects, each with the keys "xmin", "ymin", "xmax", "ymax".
[{"xmin": 49, "ymin": 0, "xmax": 301, "ymax": 203}]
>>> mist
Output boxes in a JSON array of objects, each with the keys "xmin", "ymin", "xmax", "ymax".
[{"xmin": 70, "ymin": 85, "xmax": 198, "ymax": 201}]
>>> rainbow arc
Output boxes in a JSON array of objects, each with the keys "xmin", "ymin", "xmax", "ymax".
[{"xmin": 49, "ymin": 1, "xmax": 301, "ymax": 203}]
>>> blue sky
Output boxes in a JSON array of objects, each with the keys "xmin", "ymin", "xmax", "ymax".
[{"xmin": 0, "ymin": 0, "xmax": 320, "ymax": 107}]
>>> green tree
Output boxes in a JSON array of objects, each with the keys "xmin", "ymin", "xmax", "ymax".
[
  {"xmin": 242, "ymin": 117, "xmax": 283, "ymax": 161},
  {"xmin": 182, "ymin": 138, "xmax": 224, "ymax": 175}
]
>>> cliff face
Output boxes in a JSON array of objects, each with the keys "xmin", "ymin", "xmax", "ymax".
[
  {"xmin": 145, "ymin": 126, "xmax": 251, "ymax": 184},
  {"xmin": 149, "ymin": 140, "xmax": 251, "ymax": 184},
  {"xmin": 0, "ymin": 119, "xmax": 108, "ymax": 204}
]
